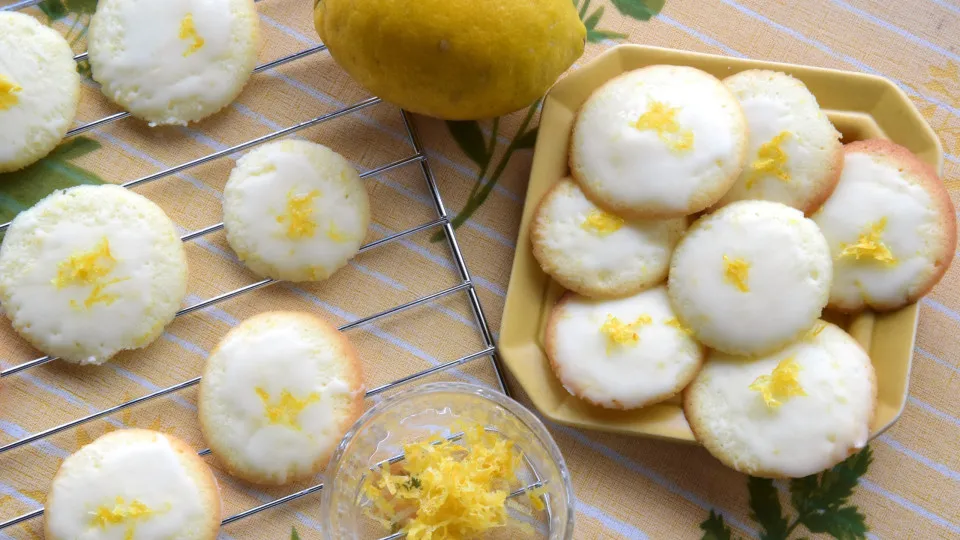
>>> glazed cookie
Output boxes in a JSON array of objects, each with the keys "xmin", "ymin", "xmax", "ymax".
[
  {"xmin": 223, "ymin": 140, "xmax": 371, "ymax": 282},
  {"xmin": 570, "ymin": 65, "xmax": 748, "ymax": 218},
  {"xmin": 684, "ymin": 321, "xmax": 876, "ymax": 478},
  {"xmin": 715, "ymin": 70, "xmax": 843, "ymax": 214},
  {"xmin": 545, "ymin": 285, "xmax": 704, "ymax": 410},
  {"xmin": 45, "ymin": 429, "xmax": 221, "ymax": 540},
  {"xmin": 88, "ymin": 0, "xmax": 260, "ymax": 126},
  {"xmin": 668, "ymin": 200, "xmax": 832, "ymax": 356},
  {"xmin": 0, "ymin": 12, "xmax": 81, "ymax": 172},
  {"xmin": 199, "ymin": 311, "xmax": 365, "ymax": 485},
  {"xmin": 531, "ymin": 178, "xmax": 687, "ymax": 297},
  {"xmin": 812, "ymin": 140, "xmax": 956, "ymax": 311},
  {"xmin": 0, "ymin": 185, "xmax": 188, "ymax": 365}
]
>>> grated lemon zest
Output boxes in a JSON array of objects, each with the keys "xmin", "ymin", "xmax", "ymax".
[
  {"xmin": 722, "ymin": 255, "xmax": 750, "ymax": 293},
  {"xmin": 839, "ymin": 217, "xmax": 896, "ymax": 265},
  {"xmin": 53, "ymin": 238, "xmax": 127, "ymax": 309},
  {"xmin": 255, "ymin": 388, "xmax": 320, "ymax": 429},
  {"xmin": 581, "ymin": 209, "xmax": 624, "ymax": 237},
  {"xmin": 91, "ymin": 497, "xmax": 154, "ymax": 539},
  {"xmin": 0, "ymin": 74, "xmax": 21, "ymax": 110},
  {"xmin": 631, "ymin": 100, "xmax": 694, "ymax": 153},
  {"xmin": 746, "ymin": 132, "xmax": 791, "ymax": 189},
  {"xmin": 749, "ymin": 357, "xmax": 807, "ymax": 409},
  {"xmin": 527, "ymin": 485, "xmax": 548, "ymax": 512},
  {"xmin": 600, "ymin": 314, "xmax": 652, "ymax": 353},
  {"xmin": 804, "ymin": 322, "xmax": 826, "ymax": 340},
  {"xmin": 361, "ymin": 424, "xmax": 523, "ymax": 540},
  {"xmin": 276, "ymin": 190, "xmax": 320, "ymax": 239},
  {"xmin": 664, "ymin": 317, "xmax": 694, "ymax": 336},
  {"xmin": 178, "ymin": 13, "xmax": 205, "ymax": 57}
]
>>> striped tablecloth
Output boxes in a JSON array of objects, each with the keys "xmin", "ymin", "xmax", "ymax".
[{"xmin": 0, "ymin": 1, "xmax": 958, "ymax": 538}]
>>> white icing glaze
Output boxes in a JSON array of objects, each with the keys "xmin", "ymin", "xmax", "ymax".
[
  {"xmin": 812, "ymin": 151, "xmax": 941, "ymax": 309},
  {"xmin": 0, "ymin": 185, "xmax": 187, "ymax": 364},
  {"xmin": 549, "ymin": 286, "xmax": 703, "ymax": 409},
  {"xmin": 223, "ymin": 140, "xmax": 370, "ymax": 282},
  {"xmin": 200, "ymin": 312, "xmax": 361, "ymax": 484},
  {"xmin": 668, "ymin": 200, "xmax": 832, "ymax": 355},
  {"xmin": 88, "ymin": 0, "xmax": 258, "ymax": 126},
  {"xmin": 689, "ymin": 322, "xmax": 874, "ymax": 477},
  {"xmin": 0, "ymin": 12, "xmax": 80, "ymax": 171},
  {"xmin": 532, "ymin": 178, "xmax": 686, "ymax": 293},
  {"xmin": 572, "ymin": 66, "xmax": 746, "ymax": 216},
  {"xmin": 46, "ymin": 432, "xmax": 214, "ymax": 539}
]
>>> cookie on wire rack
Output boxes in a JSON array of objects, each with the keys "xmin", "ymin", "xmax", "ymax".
[
  {"xmin": 87, "ymin": 0, "xmax": 260, "ymax": 126},
  {"xmin": 811, "ymin": 139, "xmax": 956, "ymax": 312},
  {"xmin": 44, "ymin": 429, "xmax": 222, "ymax": 540},
  {"xmin": 198, "ymin": 311, "xmax": 365, "ymax": 485},
  {"xmin": 0, "ymin": 12, "xmax": 81, "ymax": 173},
  {"xmin": 531, "ymin": 178, "xmax": 687, "ymax": 297}
]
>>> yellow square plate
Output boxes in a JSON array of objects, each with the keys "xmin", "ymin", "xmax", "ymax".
[{"xmin": 500, "ymin": 44, "xmax": 942, "ymax": 442}]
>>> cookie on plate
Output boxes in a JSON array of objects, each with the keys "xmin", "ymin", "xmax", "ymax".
[
  {"xmin": 0, "ymin": 185, "xmax": 188, "ymax": 365},
  {"xmin": 531, "ymin": 178, "xmax": 687, "ymax": 297},
  {"xmin": 223, "ymin": 140, "xmax": 371, "ymax": 282},
  {"xmin": 715, "ymin": 70, "xmax": 843, "ymax": 214},
  {"xmin": 199, "ymin": 311, "xmax": 365, "ymax": 485},
  {"xmin": 44, "ymin": 429, "xmax": 221, "ymax": 540},
  {"xmin": 545, "ymin": 285, "xmax": 704, "ymax": 410},
  {"xmin": 570, "ymin": 65, "xmax": 748, "ymax": 219},
  {"xmin": 668, "ymin": 200, "xmax": 832, "ymax": 356},
  {"xmin": 684, "ymin": 321, "xmax": 876, "ymax": 478},
  {"xmin": 812, "ymin": 140, "xmax": 956, "ymax": 312},
  {"xmin": 88, "ymin": 0, "xmax": 260, "ymax": 126},
  {"xmin": 0, "ymin": 12, "xmax": 81, "ymax": 173}
]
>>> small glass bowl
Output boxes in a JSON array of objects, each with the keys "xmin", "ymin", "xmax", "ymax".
[{"xmin": 321, "ymin": 382, "xmax": 575, "ymax": 539}]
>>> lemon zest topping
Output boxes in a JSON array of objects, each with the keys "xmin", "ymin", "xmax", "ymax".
[
  {"xmin": 276, "ymin": 190, "xmax": 320, "ymax": 239},
  {"xmin": 664, "ymin": 317, "xmax": 694, "ymax": 336},
  {"xmin": 178, "ymin": 13, "xmax": 205, "ymax": 57},
  {"xmin": 527, "ymin": 485, "xmax": 548, "ymax": 512},
  {"xmin": 600, "ymin": 314, "xmax": 652, "ymax": 353},
  {"xmin": 53, "ymin": 238, "xmax": 126, "ymax": 309},
  {"xmin": 631, "ymin": 100, "xmax": 695, "ymax": 153},
  {"xmin": 581, "ymin": 209, "xmax": 624, "ymax": 236},
  {"xmin": 0, "ymin": 75, "xmax": 22, "ymax": 110},
  {"xmin": 839, "ymin": 218, "xmax": 896, "ymax": 265},
  {"xmin": 91, "ymin": 497, "xmax": 155, "ymax": 539},
  {"xmin": 805, "ymin": 322, "xmax": 826, "ymax": 340},
  {"xmin": 327, "ymin": 221, "xmax": 349, "ymax": 242},
  {"xmin": 361, "ymin": 424, "xmax": 523, "ymax": 540},
  {"xmin": 722, "ymin": 255, "xmax": 750, "ymax": 293},
  {"xmin": 749, "ymin": 357, "xmax": 807, "ymax": 409},
  {"xmin": 255, "ymin": 388, "xmax": 320, "ymax": 429},
  {"xmin": 745, "ymin": 132, "xmax": 791, "ymax": 189}
]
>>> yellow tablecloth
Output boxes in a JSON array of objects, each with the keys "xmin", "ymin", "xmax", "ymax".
[{"xmin": 0, "ymin": 1, "xmax": 958, "ymax": 538}]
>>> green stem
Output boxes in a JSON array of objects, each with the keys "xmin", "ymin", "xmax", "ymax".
[
  {"xmin": 579, "ymin": 0, "xmax": 592, "ymax": 20},
  {"xmin": 467, "ymin": 116, "xmax": 500, "ymax": 202},
  {"xmin": 64, "ymin": 16, "xmax": 81, "ymax": 41},
  {"xmin": 71, "ymin": 15, "xmax": 90, "ymax": 46}
]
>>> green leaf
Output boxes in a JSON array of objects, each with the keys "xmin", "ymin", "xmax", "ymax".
[
  {"xmin": 50, "ymin": 137, "xmax": 101, "ymax": 161},
  {"xmin": 290, "ymin": 526, "xmax": 301, "ymax": 540},
  {"xmin": 38, "ymin": 0, "xmax": 68, "ymax": 21},
  {"xmin": 791, "ymin": 447, "xmax": 872, "ymax": 514},
  {"xmin": 700, "ymin": 510, "xmax": 734, "ymax": 540},
  {"xmin": 801, "ymin": 506, "xmax": 867, "ymax": 540},
  {"xmin": 445, "ymin": 120, "xmax": 489, "ymax": 169},
  {"xmin": 514, "ymin": 128, "xmax": 539, "ymax": 150},
  {"xmin": 587, "ymin": 28, "xmax": 628, "ymax": 43},
  {"xmin": 65, "ymin": 0, "xmax": 98, "ymax": 14},
  {"xmin": 611, "ymin": 0, "xmax": 666, "ymax": 20},
  {"xmin": 76, "ymin": 58, "xmax": 93, "ymax": 79},
  {"xmin": 748, "ymin": 477, "xmax": 789, "ymax": 540},
  {"xmin": 578, "ymin": 0, "xmax": 592, "ymax": 19},
  {"xmin": 583, "ymin": 5, "xmax": 605, "ymax": 31}
]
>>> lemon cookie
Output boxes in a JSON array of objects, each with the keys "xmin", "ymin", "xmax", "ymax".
[
  {"xmin": 812, "ymin": 140, "xmax": 956, "ymax": 312},
  {"xmin": 545, "ymin": 286, "xmax": 704, "ymax": 410},
  {"xmin": 715, "ymin": 70, "xmax": 843, "ymax": 214},
  {"xmin": 199, "ymin": 311, "xmax": 365, "ymax": 485},
  {"xmin": 531, "ymin": 178, "xmax": 687, "ymax": 297},
  {"xmin": 0, "ymin": 12, "xmax": 81, "ymax": 173},
  {"xmin": 88, "ymin": 0, "xmax": 259, "ymax": 126},
  {"xmin": 570, "ymin": 65, "xmax": 748, "ymax": 219},
  {"xmin": 223, "ymin": 140, "xmax": 371, "ymax": 282},
  {"xmin": 0, "ymin": 185, "xmax": 188, "ymax": 365},
  {"xmin": 668, "ymin": 200, "xmax": 832, "ymax": 356},
  {"xmin": 45, "ymin": 429, "xmax": 221, "ymax": 540},
  {"xmin": 684, "ymin": 322, "xmax": 876, "ymax": 477}
]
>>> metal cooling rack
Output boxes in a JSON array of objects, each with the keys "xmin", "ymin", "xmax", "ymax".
[{"xmin": 0, "ymin": 0, "xmax": 511, "ymax": 534}]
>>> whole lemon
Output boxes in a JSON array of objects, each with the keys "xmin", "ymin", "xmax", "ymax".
[{"xmin": 314, "ymin": 0, "xmax": 586, "ymax": 120}]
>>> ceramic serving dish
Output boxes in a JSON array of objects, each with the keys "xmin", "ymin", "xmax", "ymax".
[{"xmin": 499, "ymin": 44, "xmax": 941, "ymax": 442}]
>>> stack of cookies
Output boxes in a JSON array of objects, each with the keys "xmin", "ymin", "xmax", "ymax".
[{"xmin": 533, "ymin": 66, "xmax": 956, "ymax": 478}]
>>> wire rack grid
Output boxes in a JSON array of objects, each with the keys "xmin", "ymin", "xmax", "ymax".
[{"xmin": 0, "ymin": 1, "xmax": 514, "ymax": 537}]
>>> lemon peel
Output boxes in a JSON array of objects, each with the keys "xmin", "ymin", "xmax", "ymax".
[
  {"xmin": 178, "ymin": 13, "xmax": 205, "ymax": 57},
  {"xmin": 631, "ymin": 101, "xmax": 695, "ymax": 153},
  {"xmin": 53, "ymin": 238, "xmax": 127, "ymax": 309},
  {"xmin": 746, "ymin": 132, "xmax": 791, "ymax": 189},
  {"xmin": 839, "ymin": 218, "xmax": 896, "ymax": 265},
  {"xmin": 750, "ymin": 357, "xmax": 807, "ymax": 409},
  {"xmin": 276, "ymin": 190, "xmax": 320, "ymax": 239},
  {"xmin": 255, "ymin": 388, "xmax": 320, "ymax": 429},
  {"xmin": 0, "ymin": 74, "xmax": 21, "ymax": 110},
  {"xmin": 600, "ymin": 314, "xmax": 652, "ymax": 353},
  {"xmin": 722, "ymin": 255, "xmax": 750, "ymax": 293},
  {"xmin": 581, "ymin": 209, "xmax": 624, "ymax": 236}
]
